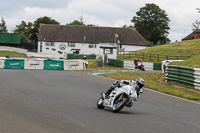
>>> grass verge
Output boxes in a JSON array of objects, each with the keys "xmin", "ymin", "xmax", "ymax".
[
  {"xmin": 0, "ymin": 51, "xmax": 27, "ymax": 58},
  {"xmin": 99, "ymin": 72, "xmax": 200, "ymax": 101}
]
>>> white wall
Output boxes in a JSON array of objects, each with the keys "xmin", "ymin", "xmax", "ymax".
[
  {"xmin": 118, "ymin": 45, "xmax": 147, "ymax": 52},
  {"xmin": 38, "ymin": 41, "xmax": 117, "ymax": 59}
]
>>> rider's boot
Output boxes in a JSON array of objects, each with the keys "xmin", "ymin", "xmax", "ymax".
[{"xmin": 101, "ymin": 92, "xmax": 106, "ymax": 100}]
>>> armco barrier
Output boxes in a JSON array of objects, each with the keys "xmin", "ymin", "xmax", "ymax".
[
  {"xmin": 166, "ymin": 65, "xmax": 200, "ymax": 90},
  {"xmin": 108, "ymin": 59, "xmax": 123, "ymax": 68},
  {"xmin": 108, "ymin": 58, "xmax": 160, "ymax": 70},
  {"xmin": 124, "ymin": 61, "xmax": 135, "ymax": 69},
  {"xmin": 153, "ymin": 63, "xmax": 162, "ymax": 70}
]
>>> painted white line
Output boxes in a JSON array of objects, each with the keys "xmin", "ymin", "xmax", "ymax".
[
  {"xmin": 88, "ymin": 73, "xmax": 200, "ymax": 105},
  {"xmin": 88, "ymin": 73, "xmax": 116, "ymax": 81}
]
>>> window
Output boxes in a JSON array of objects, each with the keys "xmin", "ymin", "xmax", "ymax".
[
  {"xmin": 89, "ymin": 44, "xmax": 97, "ymax": 48},
  {"xmin": 105, "ymin": 48, "xmax": 113, "ymax": 54},
  {"xmin": 40, "ymin": 42, "xmax": 42, "ymax": 52},
  {"xmin": 73, "ymin": 50, "xmax": 79, "ymax": 54},
  {"xmin": 45, "ymin": 42, "xmax": 54, "ymax": 46},
  {"xmin": 68, "ymin": 43, "xmax": 75, "ymax": 47}
]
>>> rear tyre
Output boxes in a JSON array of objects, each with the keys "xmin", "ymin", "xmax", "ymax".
[
  {"xmin": 97, "ymin": 97, "xmax": 105, "ymax": 109},
  {"xmin": 112, "ymin": 96, "xmax": 128, "ymax": 113}
]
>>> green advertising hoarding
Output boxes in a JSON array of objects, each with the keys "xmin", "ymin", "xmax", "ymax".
[
  {"xmin": 4, "ymin": 58, "xmax": 25, "ymax": 69},
  {"xmin": 0, "ymin": 33, "xmax": 21, "ymax": 44},
  {"xmin": 44, "ymin": 59, "xmax": 64, "ymax": 70}
]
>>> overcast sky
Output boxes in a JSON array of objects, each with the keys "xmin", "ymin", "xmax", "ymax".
[{"xmin": 1, "ymin": 0, "xmax": 199, "ymax": 42}]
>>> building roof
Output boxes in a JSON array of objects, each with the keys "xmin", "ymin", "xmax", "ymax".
[
  {"xmin": 182, "ymin": 29, "xmax": 200, "ymax": 41},
  {"xmin": 38, "ymin": 24, "xmax": 147, "ymax": 46}
]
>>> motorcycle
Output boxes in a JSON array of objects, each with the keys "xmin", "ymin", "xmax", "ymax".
[
  {"xmin": 137, "ymin": 61, "xmax": 145, "ymax": 71},
  {"xmin": 97, "ymin": 81, "xmax": 138, "ymax": 113}
]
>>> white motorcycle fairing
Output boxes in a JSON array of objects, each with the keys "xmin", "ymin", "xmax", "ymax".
[{"xmin": 103, "ymin": 85, "xmax": 137, "ymax": 108}]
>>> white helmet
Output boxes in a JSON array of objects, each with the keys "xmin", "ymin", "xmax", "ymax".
[{"xmin": 136, "ymin": 78, "xmax": 145, "ymax": 88}]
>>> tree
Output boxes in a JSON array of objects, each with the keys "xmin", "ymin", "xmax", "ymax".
[
  {"xmin": 30, "ymin": 16, "xmax": 60, "ymax": 43},
  {"xmin": 131, "ymin": 3, "xmax": 170, "ymax": 44},
  {"xmin": 192, "ymin": 20, "xmax": 200, "ymax": 31},
  {"xmin": 66, "ymin": 16, "xmax": 96, "ymax": 26},
  {"xmin": 0, "ymin": 17, "xmax": 8, "ymax": 33},
  {"xmin": 14, "ymin": 21, "xmax": 33, "ymax": 41},
  {"xmin": 67, "ymin": 20, "xmax": 85, "ymax": 25},
  {"xmin": 122, "ymin": 25, "xmax": 134, "ymax": 28}
]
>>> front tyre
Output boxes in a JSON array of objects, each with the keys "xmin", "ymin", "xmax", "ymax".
[
  {"xmin": 112, "ymin": 96, "xmax": 128, "ymax": 113},
  {"xmin": 141, "ymin": 67, "xmax": 145, "ymax": 71},
  {"xmin": 97, "ymin": 97, "xmax": 105, "ymax": 109}
]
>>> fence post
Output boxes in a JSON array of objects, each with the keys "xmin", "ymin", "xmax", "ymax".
[
  {"xmin": 129, "ymin": 51, "xmax": 130, "ymax": 59},
  {"xmin": 143, "ymin": 53, "xmax": 144, "ymax": 60},
  {"xmin": 150, "ymin": 54, "xmax": 151, "ymax": 61}
]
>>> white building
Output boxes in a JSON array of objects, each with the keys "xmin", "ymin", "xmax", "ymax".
[{"xmin": 38, "ymin": 24, "xmax": 147, "ymax": 59}]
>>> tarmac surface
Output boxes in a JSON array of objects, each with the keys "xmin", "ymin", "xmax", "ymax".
[{"xmin": 0, "ymin": 69, "xmax": 200, "ymax": 133}]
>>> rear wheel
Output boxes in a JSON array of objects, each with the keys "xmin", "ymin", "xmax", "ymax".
[
  {"xmin": 112, "ymin": 96, "xmax": 128, "ymax": 113},
  {"xmin": 97, "ymin": 97, "xmax": 105, "ymax": 109}
]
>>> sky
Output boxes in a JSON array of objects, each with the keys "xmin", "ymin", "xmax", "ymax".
[{"xmin": 0, "ymin": 0, "xmax": 199, "ymax": 42}]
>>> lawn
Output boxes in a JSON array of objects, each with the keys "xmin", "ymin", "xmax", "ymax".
[
  {"xmin": 0, "ymin": 51, "xmax": 27, "ymax": 58},
  {"xmin": 139, "ymin": 39, "xmax": 200, "ymax": 56},
  {"xmin": 99, "ymin": 72, "xmax": 200, "ymax": 101}
]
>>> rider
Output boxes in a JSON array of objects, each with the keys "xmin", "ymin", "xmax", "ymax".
[
  {"xmin": 134, "ymin": 58, "xmax": 141, "ymax": 69},
  {"xmin": 102, "ymin": 78, "xmax": 145, "ymax": 100},
  {"xmin": 82, "ymin": 56, "xmax": 88, "ymax": 69}
]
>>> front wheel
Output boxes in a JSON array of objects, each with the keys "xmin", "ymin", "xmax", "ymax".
[
  {"xmin": 112, "ymin": 96, "xmax": 128, "ymax": 113},
  {"xmin": 97, "ymin": 97, "xmax": 105, "ymax": 109}
]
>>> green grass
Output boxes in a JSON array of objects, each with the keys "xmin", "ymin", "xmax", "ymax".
[
  {"xmin": 0, "ymin": 51, "xmax": 27, "ymax": 58},
  {"xmin": 118, "ymin": 39, "xmax": 200, "ymax": 68},
  {"xmin": 99, "ymin": 72, "xmax": 200, "ymax": 101},
  {"xmin": 170, "ymin": 54, "xmax": 200, "ymax": 68},
  {"xmin": 139, "ymin": 39, "xmax": 200, "ymax": 56}
]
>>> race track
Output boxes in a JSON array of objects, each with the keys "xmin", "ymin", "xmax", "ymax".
[{"xmin": 0, "ymin": 69, "xmax": 200, "ymax": 133}]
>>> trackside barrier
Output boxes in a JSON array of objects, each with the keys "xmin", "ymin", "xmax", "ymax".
[
  {"xmin": 108, "ymin": 58, "xmax": 161, "ymax": 70},
  {"xmin": 67, "ymin": 54, "xmax": 96, "ymax": 59},
  {"xmin": 0, "ymin": 57, "xmax": 6, "ymax": 68},
  {"xmin": 64, "ymin": 60, "xmax": 85, "ymax": 70},
  {"xmin": 24, "ymin": 58, "xmax": 45, "ymax": 70},
  {"xmin": 4, "ymin": 58, "xmax": 25, "ymax": 69},
  {"xmin": 108, "ymin": 59, "xmax": 123, "ymax": 68},
  {"xmin": 44, "ymin": 59, "xmax": 64, "ymax": 70},
  {"xmin": 0, "ymin": 57, "xmax": 86, "ymax": 70},
  {"xmin": 166, "ymin": 65, "xmax": 200, "ymax": 90}
]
